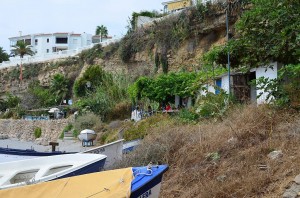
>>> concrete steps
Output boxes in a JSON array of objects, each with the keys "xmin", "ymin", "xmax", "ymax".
[{"xmin": 63, "ymin": 132, "xmax": 74, "ymax": 140}]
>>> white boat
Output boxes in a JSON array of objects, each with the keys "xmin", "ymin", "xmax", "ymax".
[
  {"xmin": 0, "ymin": 164, "xmax": 169, "ymax": 198},
  {"xmin": 123, "ymin": 139, "xmax": 141, "ymax": 154},
  {"xmin": 0, "ymin": 153, "xmax": 107, "ymax": 190},
  {"xmin": 78, "ymin": 129, "xmax": 97, "ymax": 142}
]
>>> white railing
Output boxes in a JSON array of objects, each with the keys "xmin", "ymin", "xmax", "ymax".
[{"xmin": 0, "ymin": 38, "xmax": 120, "ymax": 69}]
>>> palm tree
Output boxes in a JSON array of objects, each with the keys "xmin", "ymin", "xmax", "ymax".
[
  {"xmin": 0, "ymin": 47, "xmax": 9, "ymax": 63},
  {"xmin": 95, "ymin": 25, "xmax": 108, "ymax": 42},
  {"xmin": 11, "ymin": 41, "xmax": 34, "ymax": 82},
  {"xmin": 50, "ymin": 73, "xmax": 69, "ymax": 105}
]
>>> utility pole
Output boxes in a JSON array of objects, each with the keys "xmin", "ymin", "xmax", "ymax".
[{"xmin": 225, "ymin": 2, "xmax": 231, "ymax": 97}]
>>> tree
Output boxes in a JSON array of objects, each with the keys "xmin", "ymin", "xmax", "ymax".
[
  {"xmin": 95, "ymin": 25, "xmax": 108, "ymax": 42},
  {"xmin": 50, "ymin": 74, "xmax": 70, "ymax": 104},
  {"xmin": 0, "ymin": 47, "xmax": 9, "ymax": 63},
  {"xmin": 234, "ymin": 0, "xmax": 300, "ymax": 66},
  {"xmin": 11, "ymin": 41, "xmax": 34, "ymax": 82}
]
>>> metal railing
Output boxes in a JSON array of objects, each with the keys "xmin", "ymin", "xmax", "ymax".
[{"xmin": 0, "ymin": 38, "xmax": 120, "ymax": 69}]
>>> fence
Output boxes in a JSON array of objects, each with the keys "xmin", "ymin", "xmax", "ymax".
[{"xmin": 0, "ymin": 38, "xmax": 120, "ymax": 69}]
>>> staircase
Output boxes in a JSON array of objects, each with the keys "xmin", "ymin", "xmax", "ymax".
[{"xmin": 63, "ymin": 131, "xmax": 74, "ymax": 140}]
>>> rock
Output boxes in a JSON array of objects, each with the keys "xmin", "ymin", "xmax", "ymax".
[
  {"xmin": 227, "ymin": 137, "xmax": 238, "ymax": 145},
  {"xmin": 268, "ymin": 150, "xmax": 283, "ymax": 160},
  {"xmin": 216, "ymin": 175, "xmax": 226, "ymax": 182},
  {"xmin": 294, "ymin": 174, "xmax": 300, "ymax": 185},
  {"xmin": 283, "ymin": 183, "xmax": 300, "ymax": 198}
]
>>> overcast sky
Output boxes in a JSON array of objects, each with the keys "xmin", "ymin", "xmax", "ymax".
[{"xmin": 0, "ymin": 0, "xmax": 164, "ymax": 52}]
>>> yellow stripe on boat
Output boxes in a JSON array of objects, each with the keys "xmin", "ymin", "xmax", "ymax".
[{"xmin": 0, "ymin": 167, "xmax": 133, "ymax": 198}]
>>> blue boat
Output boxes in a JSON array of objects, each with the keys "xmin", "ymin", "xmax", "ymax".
[
  {"xmin": 123, "ymin": 139, "xmax": 141, "ymax": 154},
  {"xmin": 131, "ymin": 164, "xmax": 169, "ymax": 198},
  {"xmin": 0, "ymin": 147, "xmax": 75, "ymax": 156},
  {"xmin": 0, "ymin": 163, "xmax": 169, "ymax": 198}
]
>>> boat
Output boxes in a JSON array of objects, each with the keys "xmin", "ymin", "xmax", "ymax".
[
  {"xmin": 0, "ymin": 163, "xmax": 168, "ymax": 198},
  {"xmin": 78, "ymin": 129, "xmax": 97, "ymax": 142},
  {"xmin": 0, "ymin": 147, "xmax": 75, "ymax": 156},
  {"xmin": 82, "ymin": 139, "xmax": 124, "ymax": 168},
  {"xmin": 0, "ymin": 153, "xmax": 107, "ymax": 190},
  {"xmin": 123, "ymin": 139, "xmax": 141, "ymax": 154}
]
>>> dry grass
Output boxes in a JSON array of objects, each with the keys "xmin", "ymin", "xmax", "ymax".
[{"xmin": 115, "ymin": 105, "xmax": 300, "ymax": 197}]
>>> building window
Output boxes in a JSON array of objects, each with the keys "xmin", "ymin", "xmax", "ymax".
[
  {"xmin": 73, "ymin": 39, "xmax": 78, "ymax": 44},
  {"xmin": 47, "ymin": 38, "xmax": 49, "ymax": 43},
  {"xmin": 56, "ymin": 37, "xmax": 68, "ymax": 44},
  {"xmin": 46, "ymin": 49, "xmax": 49, "ymax": 53},
  {"xmin": 25, "ymin": 39, "xmax": 31, "ymax": 45},
  {"xmin": 35, "ymin": 39, "xmax": 38, "ymax": 45}
]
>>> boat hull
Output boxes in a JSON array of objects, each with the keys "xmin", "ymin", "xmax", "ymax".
[
  {"xmin": 131, "ymin": 165, "xmax": 168, "ymax": 198},
  {"xmin": 0, "ymin": 153, "xmax": 107, "ymax": 190},
  {"xmin": 0, "ymin": 164, "xmax": 168, "ymax": 198},
  {"xmin": 78, "ymin": 133, "xmax": 97, "ymax": 141},
  {"xmin": 0, "ymin": 147, "xmax": 74, "ymax": 156}
]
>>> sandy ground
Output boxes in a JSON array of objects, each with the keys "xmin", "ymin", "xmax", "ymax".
[{"xmin": 0, "ymin": 138, "xmax": 97, "ymax": 153}]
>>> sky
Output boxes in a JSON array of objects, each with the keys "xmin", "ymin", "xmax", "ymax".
[{"xmin": 0, "ymin": 0, "xmax": 164, "ymax": 52}]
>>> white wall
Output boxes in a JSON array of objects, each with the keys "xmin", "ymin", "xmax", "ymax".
[
  {"xmin": 199, "ymin": 84, "xmax": 215, "ymax": 96},
  {"xmin": 251, "ymin": 62, "xmax": 278, "ymax": 104},
  {"xmin": 221, "ymin": 75, "xmax": 230, "ymax": 94}
]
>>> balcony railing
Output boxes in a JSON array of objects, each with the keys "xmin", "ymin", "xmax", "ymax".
[{"xmin": 0, "ymin": 38, "xmax": 120, "ymax": 69}]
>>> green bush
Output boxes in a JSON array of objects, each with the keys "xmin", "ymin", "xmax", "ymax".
[
  {"xmin": 73, "ymin": 112, "xmax": 101, "ymax": 132},
  {"xmin": 177, "ymin": 108, "xmax": 199, "ymax": 123},
  {"xmin": 73, "ymin": 65, "xmax": 106, "ymax": 97},
  {"xmin": 73, "ymin": 129, "xmax": 79, "ymax": 138},
  {"xmin": 195, "ymin": 91, "xmax": 230, "ymax": 118},
  {"xmin": 34, "ymin": 127, "xmax": 42, "ymax": 138}
]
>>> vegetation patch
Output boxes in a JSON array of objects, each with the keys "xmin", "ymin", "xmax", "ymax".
[{"xmin": 34, "ymin": 127, "xmax": 42, "ymax": 138}]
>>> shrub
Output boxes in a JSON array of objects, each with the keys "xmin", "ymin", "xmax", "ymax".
[
  {"xmin": 177, "ymin": 108, "xmax": 199, "ymax": 123},
  {"xmin": 106, "ymin": 101, "xmax": 131, "ymax": 121},
  {"xmin": 73, "ymin": 112, "xmax": 101, "ymax": 132},
  {"xmin": 73, "ymin": 129, "xmax": 79, "ymax": 138},
  {"xmin": 34, "ymin": 127, "xmax": 42, "ymax": 138},
  {"xmin": 195, "ymin": 91, "xmax": 230, "ymax": 118}
]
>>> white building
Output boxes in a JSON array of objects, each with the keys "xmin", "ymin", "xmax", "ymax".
[
  {"xmin": 9, "ymin": 32, "xmax": 93, "ymax": 56},
  {"xmin": 200, "ymin": 62, "xmax": 281, "ymax": 104}
]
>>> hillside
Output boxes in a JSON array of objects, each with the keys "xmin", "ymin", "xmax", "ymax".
[
  {"xmin": 0, "ymin": 0, "xmax": 299, "ymax": 197},
  {"xmin": 114, "ymin": 105, "xmax": 300, "ymax": 197}
]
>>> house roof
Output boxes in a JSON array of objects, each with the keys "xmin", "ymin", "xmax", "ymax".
[
  {"xmin": 162, "ymin": 0, "xmax": 189, "ymax": 5},
  {"xmin": 92, "ymin": 35, "xmax": 112, "ymax": 39}
]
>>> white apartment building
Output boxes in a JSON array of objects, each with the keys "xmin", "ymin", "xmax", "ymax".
[{"xmin": 9, "ymin": 32, "xmax": 93, "ymax": 56}]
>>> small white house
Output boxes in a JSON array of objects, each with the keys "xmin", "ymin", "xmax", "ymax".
[{"xmin": 200, "ymin": 62, "xmax": 281, "ymax": 104}]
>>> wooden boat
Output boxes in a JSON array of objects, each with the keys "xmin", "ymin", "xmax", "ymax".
[
  {"xmin": 0, "ymin": 147, "xmax": 75, "ymax": 156},
  {"xmin": 0, "ymin": 153, "xmax": 107, "ymax": 190},
  {"xmin": 0, "ymin": 164, "xmax": 168, "ymax": 198}
]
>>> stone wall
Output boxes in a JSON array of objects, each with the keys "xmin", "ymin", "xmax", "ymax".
[{"xmin": 0, "ymin": 118, "xmax": 70, "ymax": 145}]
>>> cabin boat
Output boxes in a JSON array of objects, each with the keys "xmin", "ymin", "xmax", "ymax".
[
  {"xmin": 0, "ymin": 164, "xmax": 169, "ymax": 198},
  {"xmin": 0, "ymin": 153, "xmax": 106, "ymax": 190}
]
